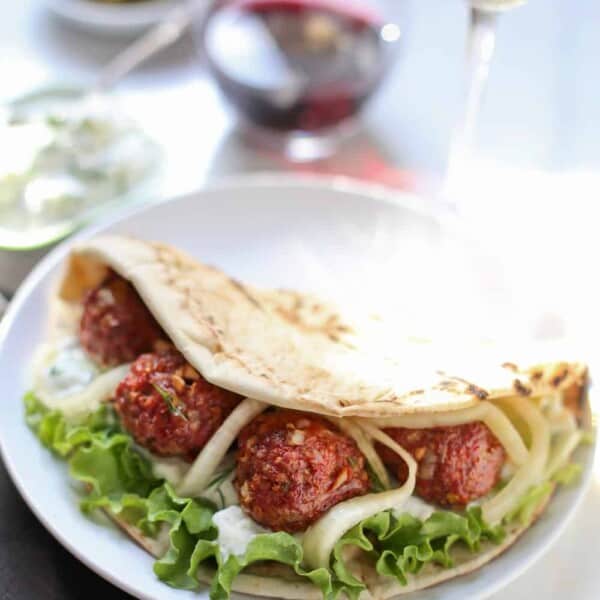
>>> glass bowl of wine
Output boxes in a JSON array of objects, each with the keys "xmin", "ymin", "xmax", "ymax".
[{"xmin": 199, "ymin": 0, "xmax": 405, "ymax": 160}]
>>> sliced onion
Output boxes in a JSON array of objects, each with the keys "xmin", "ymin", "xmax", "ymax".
[
  {"xmin": 177, "ymin": 398, "xmax": 266, "ymax": 497},
  {"xmin": 544, "ymin": 430, "xmax": 583, "ymax": 480},
  {"xmin": 482, "ymin": 397, "xmax": 550, "ymax": 524},
  {"xmin": 302, "ymin": 423, "xmax": 416, "ymax": 570}
]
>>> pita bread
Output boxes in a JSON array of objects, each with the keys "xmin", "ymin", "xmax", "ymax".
[{"xmin": 57, "ymin": 235, "xmax": 587, "ymax": 419}]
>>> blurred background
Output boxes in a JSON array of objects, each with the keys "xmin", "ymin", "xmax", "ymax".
[
  {"xmin": 1, "ymin": 0, "xmax": 598, "ymax": 339},
  {"xmin": 0, "ymin": 0, "xmax": 599, "ymax": 598}
]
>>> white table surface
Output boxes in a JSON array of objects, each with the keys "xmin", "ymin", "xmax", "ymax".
[{"xmin": 1, "ymin": 1, "xmax": 599, "ymax": 598}]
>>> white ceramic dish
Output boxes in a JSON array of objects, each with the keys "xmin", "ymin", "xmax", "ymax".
[
  {"xmin": 44, "ymin": 0, "xmax": 185, "ymax": 35},
  {"xmin": 0, "ymin": 175, "xmax": 593, "ymax": 600}
]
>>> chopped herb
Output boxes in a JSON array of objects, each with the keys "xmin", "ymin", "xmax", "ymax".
[
  {"xmin": 347, "ymin": 456, "xmax": 358, "ymax": 468},
  {"xmin": 207, "ymin": 466, "xmax": 235, "ymax": 510},
  {"xmin": 46, "ymin": 114, "xmax": 67, "ymax": 128},
  {"xmin": 216, "ymin": 487, "xmax": 226, "ymax": 510},
  {"xmin": 152, "ymin": 384, "xmax": 188, "ymax": 421},
  {"xmin": 207, "ymin": 465, "xmax": 235, "ymax": 489},
  {"xmin": 48, "ymin": 365, "xmax": 62, "ymax": 378},
  {"xmin": 366, "ymin": 464, "xmax": 385, "ymax": 492}
]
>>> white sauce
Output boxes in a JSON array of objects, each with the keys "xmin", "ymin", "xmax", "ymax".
[
  {"xmin": 0, "ymin": 93, "xmax": 158, "ymax": 249},
  {"xmin": 212, "ymin": 506, "xmax": 267, "ymax": 561},
  {"xmin": 37, "ymin": 338, "xmax": 99, "ymax": 399},
  {"xmin": 32, "ymin": 338, "xmax": 129, "ymax": 422},
  {"xmin": 394, "ymin": 496, "xmax": 436, "ymax": 521}
]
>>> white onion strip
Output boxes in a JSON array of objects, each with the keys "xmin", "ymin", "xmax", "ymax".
[
  {"xmin": 302, "ymin": 423, "xmax": 416, "ymax": 570},
  {"xmin": 370, "ymin": 402, "xmax": 529, "ymax": 467},
  {"xmin": 482, "ymin": 398, "xmax": 550, "ymax": 524},
  {"xmin": 325, "ymin": 417, "xmax": 391, "ymax": 489},
  {"xmin": 177, "ymin": 398, "xmax": 266, "ymax": 498},
  {"xmin": 544, "ymin": 430, "xmax": 583, "ymax": 480}
]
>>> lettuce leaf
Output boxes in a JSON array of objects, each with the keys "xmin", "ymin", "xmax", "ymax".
[
  {"xmin": 186, "ymin": 532, "xmax": 345, "ymax": 600},
  {"xmin": 552, "ymin": 463, "xmax": 583, "ymax": 485},
  {"xmin": 502, "ymin": 481, "xmax": 554, "ymax": 526},
  {"xmin": 333, "ymin": 506, "xmax": 505, "ymax": 589},
  {"xmin": 25, "ymin": 392, "xmax": 362, "ymax": 598},
  {"xmin": 25, "ymin": 392, "xmax": 218, "ymax": 582},
  {"xmin": 24, "ymin": 391, "xmax": 118, "ymax": 456},
  {"xmin": 24, "ymin": 392, "xmax": 584, "ymax": 600},
  {"xmin": 25, "ymin": 391, "xmax": 160, "ymax": 501}
]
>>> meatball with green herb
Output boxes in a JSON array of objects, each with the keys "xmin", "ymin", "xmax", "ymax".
[{"xmin": 113, "ymin": 348, "xmax": 241, "ymax": 460}]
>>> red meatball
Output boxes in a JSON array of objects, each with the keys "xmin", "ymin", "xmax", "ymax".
[
  {"xmin": 235, "ymin": 410, "xmax": 369, "ymax": 532},
  {"xmin": 79, "ymin": 272, "xmax": 165, "ymax": 367},
  {"xmin": 113, "ymin": 349, "xmax": 241, "ymax": 460},
  {"xmin": 378, "ymin": 422, "xmax": 505, "ymax": 506}
]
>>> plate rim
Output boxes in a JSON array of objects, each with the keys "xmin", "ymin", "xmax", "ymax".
[{"xmin": 0, "ymin": 173, "xmax": 593, "ymax": 600}]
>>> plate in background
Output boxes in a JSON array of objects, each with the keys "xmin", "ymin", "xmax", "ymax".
[
  {"xmin": 0, "ymin": 175, "xmax": 593, "ymax": 599},
  {"xmin": 44, "ymin": 0, "xmax": 185, "ymax": 35}
]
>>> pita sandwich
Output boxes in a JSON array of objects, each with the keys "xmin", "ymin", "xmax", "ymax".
[{"xmin": 25, "ymin": 235, "xmax": 590, "ymax": 600}]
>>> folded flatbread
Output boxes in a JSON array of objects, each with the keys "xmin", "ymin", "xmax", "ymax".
[{"xmin": 26, "ymin": 235, "xmax": 590, "ymax": 600}]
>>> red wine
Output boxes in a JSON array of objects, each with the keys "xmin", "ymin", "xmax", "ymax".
[{"xmin": 203, "ymin": 0, "xmax": 394, "ymax": 132}]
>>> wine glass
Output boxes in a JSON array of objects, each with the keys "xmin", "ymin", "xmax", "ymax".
[
  {"xmin": 444, "ymin": 0, "xmax": 526, "ymax": 203},
  {"xmin": 197, "ymin": 0, "xmax": 407, "ymax": 161}
]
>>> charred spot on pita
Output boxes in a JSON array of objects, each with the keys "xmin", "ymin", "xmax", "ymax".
[{"xmin": 513, "ymin": 379, "xmax": 532, "ymax": 396}]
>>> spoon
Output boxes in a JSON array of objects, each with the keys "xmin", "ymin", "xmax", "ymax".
[{"xmin": 94, "ymin": 0, "xmax": 216, "ymax": 95}]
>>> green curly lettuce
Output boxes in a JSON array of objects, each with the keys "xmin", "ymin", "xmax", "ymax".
[
  {"xmin": 24, "ymin": 391, "xmax": 118, "ymax": 456},
  {"xmin": 552, "ymin": 463, "xmax": 583, "ymax": 485},
  {"xmin": 502, "ymin": 481, "xmax": 554, "ymax": 526},
  {"xmin": 25, "ymin": 392, "xmax": 218, "ymax": 583},
  {"xmin": 24, "ymin": 391, "xmax": 585, "ymax": 600},
  {"xmin": 189, "ymin": 533, "xmax": 347, "ymax": 600},
  {"xmin": 332, "ymin": 506, "xmax": 505, "ymax": 592},
  {"xmin": 24, "ymin": 392, "xmax": 346, "ymax": 597}
]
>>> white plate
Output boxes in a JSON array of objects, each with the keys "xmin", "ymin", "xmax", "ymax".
[
  {"xmin": 0, "ymin": 175, "xmax": 593, "ymax": 600},
  {"xmin": 44, "ymin": 0, "xmax": 185, "ymax": 35}
]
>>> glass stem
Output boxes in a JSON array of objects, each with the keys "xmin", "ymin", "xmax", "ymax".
[
  {"xmin": 462, "ymin": 8, "xmax": 498, "ymax": 149},
  {"xmin": 442, "ymin": 8, "xmax": 499, "ymax": 205}
]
